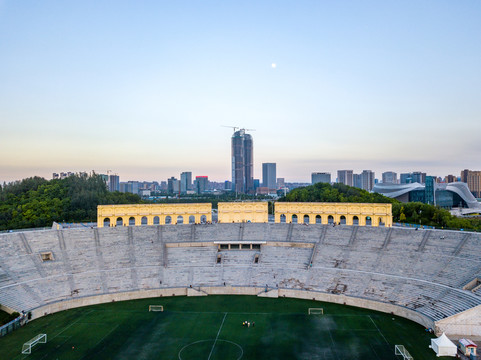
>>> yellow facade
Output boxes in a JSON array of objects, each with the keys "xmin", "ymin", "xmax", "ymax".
[
  {"xmin": 218, "ymin": 202, "xmax": 268, "ymax": 223},
  {"xmin": 274, "ymin": 202, "xmax": 392, "ymax": 227},
  {"xmin": 97, "ymin": 203, "xmax": 212, "ymax": 227}
]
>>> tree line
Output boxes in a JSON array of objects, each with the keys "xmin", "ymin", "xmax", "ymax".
[
  {"xmin": 2, "ymin": 176, "xmax": 480, "ymax": 231},
  {"xmin": 0, "ymin": 174, "xmax": 141, "ymax": 231}
]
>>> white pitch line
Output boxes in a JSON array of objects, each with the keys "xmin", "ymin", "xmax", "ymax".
[
  {"xmin": 369, "ymin": 315, "xmax": 390, "ymax": 345},
  {"xmin": 79, "ymin": 323, "xmax": 121, "ymax": 360},
  {"xmin": 207, "ymin": 312, "xmax": 227, "ymax": 360},
  {"xmin": 50, "ymin": 309, "xmax": 95, "ymax": 341}
]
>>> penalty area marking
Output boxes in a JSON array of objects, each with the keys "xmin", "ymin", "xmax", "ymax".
[{"xmin": 178, "ymin": 339, "xmax": 243, "ymax": 360}]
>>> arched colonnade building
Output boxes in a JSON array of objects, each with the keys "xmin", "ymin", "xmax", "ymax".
[
  {"xmin": 98, "ymin": 202, "xmax": 392, "ymax": 227},
  {"xmin": 97, "ymin": 204, "xmax": 212, "ymax": 228},
  {"xmin": 275, "ymin": 202, "xmax": 392, "ymax": 227}
]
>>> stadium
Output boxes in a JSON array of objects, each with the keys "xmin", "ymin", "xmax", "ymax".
[{"xmin": 0, "ymin": 202, "xmax": 480, "ymax": 359}]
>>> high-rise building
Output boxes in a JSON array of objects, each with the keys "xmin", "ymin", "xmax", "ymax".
[
  {"xmin": 195, "ymin": 176, "xmax": 208, "ymax": 194},
  {"xmin": 400, "ymin": 173, "xmax": 411, "ymax": 184},
  {"xmin": 180, "ymin": 172, "xmax": 192, "ymax": 194},
  {"xmin": 361, "ymin": 170, "xmax": 375, "ymax": 191},
  {"xmin": 231, "ymin": 129, "xmax": 254, "ymax": 194},
  {"xmin": 120, "ymin": 181, "xmax": 140, "ymax": 195},
  {"xmin": 224, "ymin": 181, "xmax": 232, "ymax": 190},
  {"xmin": 461, "ymin": 169, "xmax": 481, "ymax": 198},
  {"xmin": 445, "ymin": 175, "xmax": 457, "ymax": 183},
  {"xmin": 277, "ymin": 178, "xmax": 285, "ymax": 188},
  {"xmin": 311, "ymin": 172, "xmax": 331, "ymax": 184},
  {"xmin": 109, "ymin": 175, "xmax": 120, "ymax": 192},
  {"xmin": 411, "ymin": 172, "xmax": 426, "ymax": 184},
  {"xmin": 167, "ymin": 177, "xmax": 179, "ymax": 194},
  {"xmin": 337, "ymin": 170, "xmax": 353, "ymax": 186},
  {"xmin": 353, "ymin": 174, "xmax": 362, "ymax": 189},
  {"xmin": 262, "ymin": 163, "xmax": 277, "ymax": 189},
  {"xmin": 382, "ymin": 171, "xmax": 397, "ymax": 184}
]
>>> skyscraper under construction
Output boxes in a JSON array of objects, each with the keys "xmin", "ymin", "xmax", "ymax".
[{"xmin": 231, "ymin": 129, "xmax": 254, "ymax": 194}]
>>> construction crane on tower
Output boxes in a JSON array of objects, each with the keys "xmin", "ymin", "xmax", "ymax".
[{"xmin": 221, "ymin": 125, "xmax": 256, "ymax": 133}]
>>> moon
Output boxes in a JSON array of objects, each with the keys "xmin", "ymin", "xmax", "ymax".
[{"xmin": 271, "ymin": 63, "xmax": 277, "ymax": 69}]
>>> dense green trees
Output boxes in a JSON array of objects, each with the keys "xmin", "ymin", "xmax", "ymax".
[
  {"xmin": 392, "ymin": 202, "xmax": 481, "ymax": 230},
  {"xmin": 280, "ymin": 182, "xmax": 394, "ymax": 204},
  {"xmin": 0, "ymin": 174, "xmax": 141, "ymax": 231},
  {"xmin": 0, "ymin": 308, "xmax": 20, "ymax": 326},
  {"xmin": 280, "ymin": 182, "xmax": 481, "ymax": 231},
  {"xmin": 2, "ymin": 176, "xmax": 480, "ymax": 232}
]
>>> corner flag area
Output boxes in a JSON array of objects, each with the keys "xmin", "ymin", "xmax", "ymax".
[{"xmin": 0, "ymin": 296, "xmax": 447, "ymax": 359}]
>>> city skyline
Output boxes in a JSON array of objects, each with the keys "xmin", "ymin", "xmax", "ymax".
[{"xmin": 1, "ymin": 1, "xmax": 480, "ymax": 184}]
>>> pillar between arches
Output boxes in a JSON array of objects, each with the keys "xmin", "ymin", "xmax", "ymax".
[{"xmin": 295, "ymin": 214, "xmax": 302, "ymax": 224}]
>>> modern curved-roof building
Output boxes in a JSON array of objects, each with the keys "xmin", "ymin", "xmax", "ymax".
[{"xmin": 373, "ymin": 181, "xmax": 481, "ymax": 213}]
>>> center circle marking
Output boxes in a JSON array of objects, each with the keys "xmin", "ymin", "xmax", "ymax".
[{"xmin": 178, "ymin": 339, "xmax": 243, "ymax": 360}]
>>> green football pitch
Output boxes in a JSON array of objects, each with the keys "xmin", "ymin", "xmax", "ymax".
[{"xmin": 0, "ymin": 295, "xmax": 450, "ymax": 360}]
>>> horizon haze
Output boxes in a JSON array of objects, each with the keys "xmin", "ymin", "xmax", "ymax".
[{"xmin": 1, "ymin": 1, "xmax": 480, "ymax": 184}]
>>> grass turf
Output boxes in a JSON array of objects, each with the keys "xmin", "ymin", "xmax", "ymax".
[
  {"xmin": 0, "ymin": 295, "xmax": 452, "ymax": 360},
  {"xmin": 0, "ymin": 310, "xmax": 13, "ymax": 327}
]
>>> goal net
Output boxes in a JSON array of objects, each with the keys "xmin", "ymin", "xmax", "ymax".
[
  {"xmin": 149, "ymin": 305, "xmax": 163, "ymax": 312},
  {"xmin": 308, "ymin": 308, "xmax": 324, "ymax": 315},
  {"xmin": 22, "ymin": 334, "xmax": 47, "ymax": 354},
  {"xmin": 395, "ymin": 345, "xmax": 413, "ymax": 360}
]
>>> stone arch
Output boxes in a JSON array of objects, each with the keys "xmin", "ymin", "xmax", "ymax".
[
  {"xmin": 366, "ymin": 216, "xmax": 372, "ymax": 226},
  {"xmin": 129, "ymin": 217, "xmax": 136, "ymax": 226},
  {"xmin": 103, "ymin": 218, "xmax": 111, "ymax": 227},
  {"xmin": 153, "ymin": 216, "xmax": 160, "ymax": 225},
  {"xmin": 165, "ymin": 216, "xmax": 172, "ymax": 224},
  {"xmin": 141, "ymin": 216, "xmax": 148, "ymax": 226},
  {"xmin": 328, "ymin": 215, "xmax": 334, "ymax": 224},
  {"xmin": 116, "ymin": 217, "xmax": 123, "ymax": 226},
  {"xmin": 303, "ymin": 215, "xmax": 310, "ymax": 224},
  {"xmin": 315, "ymin": 215, "xmax": 322, "ymax": 224},
  {"xmin": 353, "ymin": 216, "xmax": 359, "ymax": 226},
  {"xmin": 189, "ymin": 215, "xmax": 195, "ymax": 224},
  {"xmin": 292, "ymin": 214, "xmax": 298, "ymax": 224},
  {"xmin": 176, "ymin": 215, "xmax": 184, "ymax": 224},
  {"xmin": 200, "ymin": 215, "xmax": 207, "ymax": 223},
  {"xmin": 280, "ymin": 214, "xmax": 286, "ymax": 223},
  {"xmin": 340, "ymin": 215, "xmax": 346, "ymax": 225}
]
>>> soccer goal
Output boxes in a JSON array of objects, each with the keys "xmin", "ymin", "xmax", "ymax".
[
  {"xmin": 395, "ymin": 345, "xmax": 413, "ymax": 360},
  {"xmin": 22, "ymin": 334, "xmax": 47, "ymax": 354},
  {"xmin": 308, "ymin": 308, "xmax": 324, "ymax": 315},
  {"xmin": 149, "ymin": 305, "xmax": 163, "ymax": 312}
]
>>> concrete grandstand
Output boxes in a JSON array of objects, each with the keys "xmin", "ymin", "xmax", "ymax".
[{"xmin": 0, "ymin": 223, "xmax": 480, "ymax": 338}]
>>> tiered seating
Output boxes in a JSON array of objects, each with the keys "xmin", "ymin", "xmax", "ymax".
[
  {"xmin": 260, "ymin": 246, "xmax": 311, "ymax": 269},
  {"xmin": 289, "ymin": 224, "xmax": 321, "ymax": 243},
  {"xmin": 221, "ymin": 250, "xmax": 258, "ymax": 266},
  {"xmin": 167, "ymin": 246, "xmax": 217, "ymax": 267},
  {"xmin": 0, "ymin": 224, "xmax": 480, "ymax": 326},
  {"xmin": 323, "ymin": 226, "xmax": 355, "ymax": 246}
]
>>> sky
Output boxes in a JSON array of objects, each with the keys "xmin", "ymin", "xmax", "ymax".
[{"xmin": 0, "ymin": 1, "xmax": 480, "ymax": 184}]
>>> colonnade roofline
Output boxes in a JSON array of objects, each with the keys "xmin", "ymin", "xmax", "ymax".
[{"xmin": 97, "ymin": 202, "xmax": 392, "ymax": 228}]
